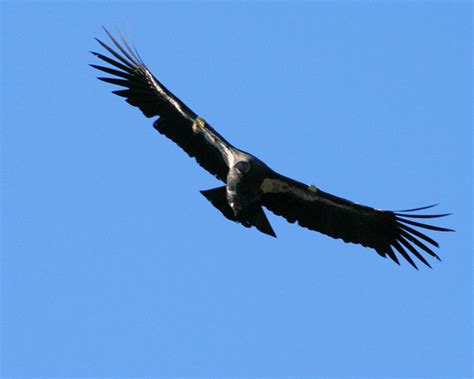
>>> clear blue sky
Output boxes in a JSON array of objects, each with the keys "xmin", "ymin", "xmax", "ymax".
[{"xmin": 1, "ymin": 1, "xmax": 472, "ymax": 378}]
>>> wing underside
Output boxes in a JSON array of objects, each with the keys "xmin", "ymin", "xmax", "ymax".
[{"xmin": 261, "ymin": 176, "xmax": 452, "ymax": 269}]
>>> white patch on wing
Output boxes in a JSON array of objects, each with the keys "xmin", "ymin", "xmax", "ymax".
[
  {"xmin": 261, "ymin": 178, "xmax": 361, "ymax": 212},
  {"xmin": 261, "ymin": 178, "xmax": 317, "ymax": 201},
  {"xmin": 192, "ymin": 117, "xmax": 235, "ymax": 168}
]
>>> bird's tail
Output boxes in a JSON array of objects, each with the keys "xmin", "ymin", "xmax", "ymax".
[{"xmin": 200, "ymin": 186, "xmax": 276, "ymax": 237}]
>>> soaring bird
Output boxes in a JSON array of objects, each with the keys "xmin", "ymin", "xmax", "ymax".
[{"xmin": 91, "ymin": 29, "xmax": 452, "ymax": 269}]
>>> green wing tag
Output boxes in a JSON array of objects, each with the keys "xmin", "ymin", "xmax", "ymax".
[{"xmin": 308, "ymin": 185, "xmax": 318, "ymax": 193}]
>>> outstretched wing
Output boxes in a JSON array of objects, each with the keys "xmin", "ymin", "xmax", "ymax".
[
  {"xmin": 90, "ymin": 28, "xmax": 235, "ymax": 182},
  {"xmin": 261, "ymin": 175, "xmax": 453, "ymax": 269}
]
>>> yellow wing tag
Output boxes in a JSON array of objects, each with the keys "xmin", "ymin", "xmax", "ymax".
[
  {"xmin": 308, "ymin": 185, "xmax": 318, "ymax": 193},
  {"xmin": 193, "ymin": 117, "xmax": 206, "ymax": 133},
  {"xmin": 196, "ymin": 117, "xmax": 206, "ymax": 127}
]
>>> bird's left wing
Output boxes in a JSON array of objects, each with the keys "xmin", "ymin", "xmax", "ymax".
[
  {"xmin": 90, "ymin": 28, "xmax": 234, "ymax": 182},
  {"xmin": 261, "ymin": 174, "xmax": 453, "ymax": 269}
]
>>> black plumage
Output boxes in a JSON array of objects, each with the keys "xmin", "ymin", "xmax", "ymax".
[{"xmin": 91, "ymin": 28, "xmax": 453, "ymax": 269}]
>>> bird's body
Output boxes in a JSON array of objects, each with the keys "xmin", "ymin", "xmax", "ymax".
[
  {"xmin": 226, "ymin": 158, "xmax": 265, "ymax": 211},
  {"xmin": 226, "ymin": 160, "xmax": 255, "ymax": 215},
  {"xmin": 91, "ymin": 29, "xmax": 453, "ymax": 269}
]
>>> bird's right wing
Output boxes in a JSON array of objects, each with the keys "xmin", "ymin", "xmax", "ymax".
[
  {"xmin": 91, "ymin": 28, "xmax": 235, "ymax": 182},
  {"xmin": 261, "ymin": 174, "xmax": 452, "ymax": 269}
]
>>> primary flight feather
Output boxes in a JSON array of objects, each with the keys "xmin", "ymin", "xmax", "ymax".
[{"xmin": 91, "ymin": 28, "xmax": 453, "ymax": 269}]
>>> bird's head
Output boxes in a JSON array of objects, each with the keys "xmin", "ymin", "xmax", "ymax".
[{"xmin": 234, "ymin": 160, "xmax": 251, "ymax": 174}]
